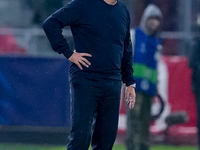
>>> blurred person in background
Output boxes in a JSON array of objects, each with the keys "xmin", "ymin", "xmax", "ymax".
[
  {"xmin": 43, "ymin": 0, "xmax": 136, "ymax": 149},
  {"xmin": 124, "ymin": 4, "xmax": 163, "ymax": 150},
  {"xmin": 189, "ymin": 12, "xmax": 200, "ymax": 150}
]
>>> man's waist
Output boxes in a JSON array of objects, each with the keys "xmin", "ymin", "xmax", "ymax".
[{"xmin": 69, "ymin": 71, "xmax": 122, "ymax": 82}]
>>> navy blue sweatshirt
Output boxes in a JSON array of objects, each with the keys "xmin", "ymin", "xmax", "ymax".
[{"xmin": 43, "ymin": 0, "xmax": 135, "ymax": 86}]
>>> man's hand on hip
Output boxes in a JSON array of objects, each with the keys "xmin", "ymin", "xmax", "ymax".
[
  {"xmin": 68, "ymin": 51, "xmax": 92, "ymax": 70},
  {"xmin": 125, "ymin": 86, "xmax": 136, "ymax": 109}
]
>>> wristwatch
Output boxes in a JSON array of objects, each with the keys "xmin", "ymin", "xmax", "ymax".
[{"xmin": 129, "ymin": 83, "xmax": 136, "ymax": 88}]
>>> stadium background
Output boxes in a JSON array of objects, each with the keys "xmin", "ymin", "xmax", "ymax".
[{"xmin": 0, "ymin": 0, "xmax": 200, "ymax": 149}]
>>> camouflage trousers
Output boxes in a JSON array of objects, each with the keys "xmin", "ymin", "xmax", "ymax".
[{"xmin": 126, "ymin": 91, "xmax": 152, "ymax": 150}]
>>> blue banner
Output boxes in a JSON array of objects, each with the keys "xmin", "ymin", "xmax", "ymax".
[{"xmin": 0, "ymin": 56, "xmax": 71, "ymax": 127}]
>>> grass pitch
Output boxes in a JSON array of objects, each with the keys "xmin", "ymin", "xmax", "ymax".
[{"xmin": 0, "ymin": 143, "xmax": 197, "ymax": 150}]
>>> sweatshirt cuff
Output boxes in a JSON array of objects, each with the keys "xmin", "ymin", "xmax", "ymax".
[
  {"xmin": 62, "ymin": 49, "xmax": 74, "ymax": 59},
  {"xmin": 124, "ymin": 78, "xmax": 136, "ymax": 87}
]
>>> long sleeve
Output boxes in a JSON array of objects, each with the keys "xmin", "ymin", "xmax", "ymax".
[
  {"xmin": 189, "ymin": 39, "xmax": 200, "ymax": 69},
  {"xmin": 121, "ymin": 16, "xmax": 135, "ymax": 86},
  {"xmin": 42, "ymin": 0, "xmax": 82, "ymax": 59}
]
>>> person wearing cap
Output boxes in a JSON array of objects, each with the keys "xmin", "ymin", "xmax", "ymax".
[
  {"xmin": 124, "ymin": 4, "xmax": 163, "ymax": 150},
  {"xmin": 189, "ymin": 12, "xmax": 200, "ymax": 150},
  {"xmin": 42, "ymin": 0, "xmax": 136, "ymax": 149}
]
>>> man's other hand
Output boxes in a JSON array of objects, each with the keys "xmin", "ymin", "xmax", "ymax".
[
  {"xmin": 68, "ymin": 51, "xmax": 92, "ymax": 70},
  {"xmin": 125, "ymin": 86, "xmax": 136, "ymax": 109}
]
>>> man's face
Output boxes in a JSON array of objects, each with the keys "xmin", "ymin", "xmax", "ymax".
[{"xmin": 146, "ymin": 16, "xmax": 161, "ymax": 35}]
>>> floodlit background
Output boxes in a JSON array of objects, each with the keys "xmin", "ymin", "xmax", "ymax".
[{"xmin": 0, "ymin": 0, "xmax": 199, "ymax": 150}]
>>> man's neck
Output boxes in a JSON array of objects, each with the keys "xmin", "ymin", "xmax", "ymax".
[{"xmin": 104, "ymin": 0, "xmax": 117, "ymax": 5}]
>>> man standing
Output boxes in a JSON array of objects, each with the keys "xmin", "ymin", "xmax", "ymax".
[
  {"xmin": 189, "ymin": 12, "xmax": 200, "ymax": 150},
  {"xmin": 43, "ymin": 0, "xmax": 136, "ymax": 149},
  {"xmin": 125, "ymin": 4, "xmax": 162, "ymax": 150}
]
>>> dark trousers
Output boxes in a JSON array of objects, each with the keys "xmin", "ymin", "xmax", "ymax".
[
  {"xmin": 194, "ymin": 88, "xmax": 200, "ymax": 149},
  {"xmin": 67, "ymin": 76, "xmax": 122, "ymax": 150}
]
